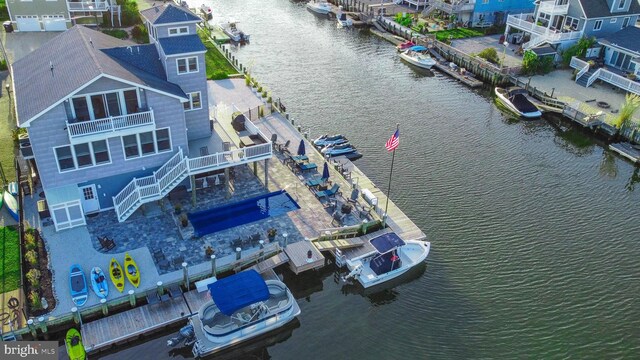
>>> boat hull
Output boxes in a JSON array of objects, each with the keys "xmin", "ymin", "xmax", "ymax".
[
  {"xmin": 306, "ymin": 4, "xmax": 331, "ymax": 14},
  {"xmin": 3, "ymin": 191, "xmax": 19, "ymax": 222},
  {"xmin": 494, "ymin": 87, "xmax": 542, "ymax": 119},
  {"xmin": 347, "ymin": 240, "xmax": 430, "ymax": 288},
  {"xmin": 69, "ymin": 265, "xmax": 88, "ymax": 307},
  {"xmin": 65, "ymin": 328, "xmax": 87, "ymax": 360},
  {"xmin": 109, "ymin": 258, "xmax": 125, "ymax": 292},
  {"xmin": 124, "ymin": 252, "xmax": 140, "ymax": 288},
  {"xmin": 399, "ymin": 52, "xmax": 436, "ymax": 69}
]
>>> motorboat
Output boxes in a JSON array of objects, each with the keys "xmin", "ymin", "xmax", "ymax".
[
  {"xmin": 335, "ymin": 6, "xmax": 353, "ymax": 28},
  {"xmin": 200, "ymin": 4, "xmax": 213, "ymax": 20},
  {"xmin": 341, "ymin": 232, "xmax": 430, "ymax": 288},
  {"xmin": 323, "ymin": 143, "xmax": 358, "ymax": 157},
  {"xmin": 396, "ymin": 40, "xmax": 416, "ymax": 51},
  {"xmin": 306, "ymin": 0, "xmax": 332, "ymax": 14},
  {"xmin": 495, "ymin": 87, "xmax": 542, "ymax": 119},
  {"xmin": 399, "ymin": 45, "xmax": 436, "ymax": 69},
  {"xmin": 220, "ymin": 20, "xmax": 250, "ymax": 43},
  {"xmin": 168, "ymin": 270, "xmax": 301, "ymax": 357},
  {"xmin": 317, "ymin": 138, "xmax": 349, "ymax": 150},
  {"xmin": 313, "ymin": 134, "xmax": 347, "ymax": 147}
]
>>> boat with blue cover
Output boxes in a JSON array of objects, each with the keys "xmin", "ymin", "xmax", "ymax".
[
  {"xmin": 69, "ymin": 264, "xmax": 88, "ymax": 307},
  {"xmin": 313, "ymin": 134, "xmax": 347, "ymax": 147},
  {"xmin": 399, "ymin": 45, "xmax": 436, "ymax": 69},
  {"xmin": 342, "ymin": 232, "xmax": 430, "ymax": 288},
  {"xmin": 168, "ymin": 270, "xmax": 300, "ymax": 357}
]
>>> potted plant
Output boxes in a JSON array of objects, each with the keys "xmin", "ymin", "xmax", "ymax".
[
  {"xmin": 174, "ymin": 204, "xmax": 182, "ymax": 215},
  {"xmin": 205, "ymin": 246, "xmax": 215, "ymax": 257},
  {"xmin": 267, "ymin": 228, "xmax": 277, "ymax": 241},
  {"xmin": 180, "ymin": 214, "xmax": 188, "ymax": 227}
]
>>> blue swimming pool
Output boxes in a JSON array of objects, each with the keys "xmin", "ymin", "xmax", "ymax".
[{"xmin": 188, "ymin": 190, "xmax": 300, "ymax": 237}]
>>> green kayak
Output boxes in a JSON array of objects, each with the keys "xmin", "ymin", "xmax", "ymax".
[{"xmin": 65, "ymin": 328, "xmax": 86, "ymax": 360}]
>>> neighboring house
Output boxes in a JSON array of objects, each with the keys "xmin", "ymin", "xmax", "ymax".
[
  {"xmin": 422, "ymin": 0, "xmax": 535, "ymax": 27},
  {"xmin": 505, "ymin": 0, "xmax": 640, "ymax": 50},
  {"xmin": 12, "ymin": 4, "xmax": 272, "ymax": 231},
  {"xmin": 569, "ymin": 26, "xmax": 640, "ymax": 95},
  {"xmin": 6, "ymin": 0, "xmax": 113, "ymax": 32}
]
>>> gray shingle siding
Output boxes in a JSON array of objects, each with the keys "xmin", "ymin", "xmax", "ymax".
[
  {"xmin": 583, "ymin": 15, "xmax": 638, "ymax": 38},
  {"xmin": 75, "ymin": 77, "xmax": 135, "ymax": 95},
  {"xmin": 154, "ymin": 23, "xmax": 198, "ymax": 39},
  {"xmin": 29, "ymin": 88, "xmax": 189, "ymax": 196}
]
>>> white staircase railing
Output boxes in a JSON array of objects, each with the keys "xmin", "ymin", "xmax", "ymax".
[
  {"xmin": 586, "ymin": 68, "xmax": 601, "ymax": 87},
  {"xmin": 112, "ymin": 142, "xmax": 273, "ymax": 222},
  {"xmin": 570, "ymin": 57, "xmax": 590, "ymax": 81}
]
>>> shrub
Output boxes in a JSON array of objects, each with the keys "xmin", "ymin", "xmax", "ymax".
[
  {"xmin": 245, "ymin": 75, "xmax": 251, "ymax": 86},
  {"xmin": 24, "ymin": 250, "xmax": 38, "ymax": 267},
  {"xmin": 267, "ymin": 96, "xmax": 272, "ymax": 104},
  {"xmin": 257, "ymin": 86, "xmax": 263, "ymax": 93},
  {"xmin": 262, "ymin": 90, "xmax": 267, "ymax": 98},
  {"xmin": 522, "ymin": 50, "xmax": 554, "ymax": 75},
  {"xmin": 102, "ymin": 28, "xmax": 129, "ymax": 39},
  {"xmin": 131, "ymin": 24, "xmax": 149, "ymax": 44},
  {"xmin": 118, "ymin": 0, "xmax": 140, "ymax": 26},
  {"xmin": 24, "ymin": 232, "xmax": 37, "ymax": 251},
  {"xmin": 477, "ymin": 47, "xmax": 500, "ymax": 65},
  {"xmin": 26, "ymin": 269, "xmax": 41, "ymax": 287},
  {"xmin": 394, "ymin": 13, "xmax": 412, "ymax": 27},
  {"xmin": 561, "ymin": 36, "xmax": 596, "ymax": 66},
  {"xmin": 0, "ymin": 3, "xmax": 9, "ymax": 22},
  {"xmin": 0, "ymin": 59, "xmax": 7, "ymax": 71},
  {"xmin": 28, "ymin": 291, "xmax": 41, "ymax": 310}
]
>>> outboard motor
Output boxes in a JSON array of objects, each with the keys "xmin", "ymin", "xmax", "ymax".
[
  {"xmin": 341, "ymin": 263, "xmax": 363, "ymax": 282},
  {"xmin": 167, "ymin": 324, "xmax": 195, "ymax": 347}
]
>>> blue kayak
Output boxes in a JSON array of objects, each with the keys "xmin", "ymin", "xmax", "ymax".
[
  {"xmin": 90, "ymin": 267, "xmax": 109, "ymax": 299},
  {"xmin": 69, "ymin": 264, "xmax": 88, "ymax": 307},
  {"xmin": 3, "ymin": 190, "xmax": 19, "ymax": 222}
]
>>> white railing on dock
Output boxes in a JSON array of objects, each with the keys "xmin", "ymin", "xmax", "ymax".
[
  {"xmin": 113, "ymin": 139, "xmax": 272, "ymax": 222},
  {"xmin": 66, "ymin": 109, "xmax": 154, "ymax": 141}
]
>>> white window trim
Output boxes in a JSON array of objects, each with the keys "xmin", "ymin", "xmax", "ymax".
[
  {"xmin": 53, "ymin": 140, "xmax": 112, "ymax": 173},
  {"xmin": 593, "ymin": 20, "xmax": 602, "ymax": 31},
  {"xmin": 618, "ymin": 0, "xmax": 627, "ymax": 9},
  {"xmin": 622, "ymin": 17, "xmax": 630, "ymax": 28},
  {"xmin": 121, "ymin": 128, "xmax": 173, "ymax": 161},
  {"xmin": 70, "ymin": 87, "xmax": 138, "ymax": 120},
  {"xmin": 176, "ymin": 56, "xmax": 198, "ymax": 75},
  {"xmin": 184, "ymin": 92, "xmax": 202, "ymax": 112},
  {"xmin": 610, "ymin": 18, "xmax": 617, "ymax": 23},
  {"xmin": 168, "ymin": 26, "xmax": 189, "ymax": 36}
]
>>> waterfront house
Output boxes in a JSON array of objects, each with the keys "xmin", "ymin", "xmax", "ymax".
[
  {"xmin": 5, "ymin": 0, "xmax": 114, "ymax": 31},
  {"xmin": 12, "ymin": 4, "xmax": 272, "ymax": 231},
  {"xmin": 422, "ymin": 0, "xmax": 535, "ymax": 27},
  {"xmin": 569, "ymin": 25, "xmax": 640, "ymax": 95},
  {"xmin": 505, "ymin": 0, "xmax": 640, "ymax": 50}
]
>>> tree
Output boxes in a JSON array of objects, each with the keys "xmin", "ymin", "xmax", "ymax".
[{"xmin": 612, "ymin": 94, "xmax": 640, "ymax": 132}]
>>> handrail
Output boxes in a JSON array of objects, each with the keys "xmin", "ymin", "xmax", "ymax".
[
  {"xmin": 571, "ymin": 57, "xmax": 590, "ymax": 81},
  {"xmin": 66, "ymin": 109, "xmax": 154, "ymax": 139},
  {"xmin": 66, "ymin": 0, "xmax": 110, "ymax": 10},
  {"xmin": 586, "ymin": 68, "xmax": 601, "ymax": 87},
  {"xmin": 506, "ymin": 14, "xmax": 582, "ymax": 42},
  {"xmin": 597, "ymin": 68, "xmax": 640, "ymax": 95}
]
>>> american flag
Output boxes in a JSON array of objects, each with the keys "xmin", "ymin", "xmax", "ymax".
[{"xmin": 385, "ymin": 129, "xmax": 399, "ymax": 152}]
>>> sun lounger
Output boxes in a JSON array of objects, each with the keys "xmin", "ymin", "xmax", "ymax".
[
  {"xmin": 306, "ymin": 177, "xmax": 328, "ymax": 187},
  {"xmin": 298, "ymin": 162, "xmax": 317, "ymax": 172},
  {"xmin": 290, "ymin": 155, "xmax": 309, "ymax": 163},
  {"xmin": 314, "ymin": 184, "xmax": 340, "ymax": 199}
]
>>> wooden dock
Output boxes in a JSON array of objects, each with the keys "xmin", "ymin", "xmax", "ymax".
[
  {"xmin": 82, "ymin": 296, "xmax": 191, "ymax": 352},
  {"xmin": 249, "ymin": 252, "xmax": 290, "ymax": 273},
  {"xmin": 333, "ymin": 228, "xmax": 390, "ymax": 260},
  {"xmin": 284, "ymin": 241, "xmax": 325, "ymax": 274},
  {"xmin": 429, "ymin": 49, "xmax": 483, "ymax": 88},
  {"xmin": 313, "ymin": 237, "xmax": 364, "ymax": 251},
  {"xmin": 609, "ymin": 142, "xmax": 640, "ymax": 163}
]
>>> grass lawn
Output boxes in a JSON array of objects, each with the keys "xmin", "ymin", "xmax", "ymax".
[
  {"xmin": 0, "ymin": 226, "xmax": 20, "ymax": 293},
  {"xmin": 197, "ymin": 29, "xmax": 238, "ymax": 80},
  {"xmin": 433, "ymin": 28, "xmax": 485, "ymax": 42},
  {"xmin": 0, "ymin": 0, "xmax": 9, "ymax": 22},
  {"xmin": 0, "ymin": 74, "xmax": 16, "ymax": 183}
]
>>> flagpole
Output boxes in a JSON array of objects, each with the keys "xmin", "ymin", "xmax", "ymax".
[{"xmin": 384, "ymin": 123, "xmax": 399, "ymax": 220}]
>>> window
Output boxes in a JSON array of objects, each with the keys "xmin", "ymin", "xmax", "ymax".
[
  {"xmin": 72, "ymin": 97, "xmax": 90, "ymax": 121},
  {"xmin": 622, "ymin": 17, "xmax": 630, "ymax": 28},
  {"xmin": 122, "ymin": 128, "xmax": 172, "ymax": 159},
  {"xmin": 183, "ymin": 92, "xmax": 202, "ymax": 111},
  {"xmin": 168, "ymin": 26, "xmax": 189, "ymax": 36},
  {"xmin": 618, "ymin": 0, "xmax": 627, "ymax": 9},
  {"xmin": 90, "ymin": 94, "xmax": 107, "ymax": 119},
  {"xmin": 70, "ymin": 89, "xmax": 139, "ymax": 121},
  {"xmin": 565, "ymin": 16, "xmax": 579, "ymax": 30},
  {"xmin": 593, "ymin": 20, "xmax": 602, "ymax": 31},
  {"xmin": 54, "ymin": 140, "xmax": 110, "ymax": 172},
  {"xmin": 123, "ymin": 90, "xmax": 139, "ymax": 113},
  {"xmin": 610, "ymin": 18, "xmax": 617, "ymax": 23},
  {"xmin": 177, "ymin": 57, "xmax": 198, "ymax": 74}
]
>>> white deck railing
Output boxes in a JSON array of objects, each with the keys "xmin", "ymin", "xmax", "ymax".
[
  {"xmin": 430, "ymin": 0, "xmax": 474, "ymax": 13},
  {"xmin": 66, "ymin": 109, "xmax": 154, "ymax": 140},
  {"xmin": 539, "ymin": 1, "xmax": 569, "ymax": 15},
  {"xmin": 597, "ymin": 68, "xmax": 640, "ymax": 95},
  {"xmin": 570, "ymin": 57, "xmax": 590, "ymax": 80},
  {"xmin": 113, "ymin": 139, "xmax": 273, "ymax": 222},
  {"xmin": 67, "ymin": 0, "xmax": 110, "ymax": 11},
  {"xmin": 507, "ymin": 14, "xmax": 582, "ymax": 44}
]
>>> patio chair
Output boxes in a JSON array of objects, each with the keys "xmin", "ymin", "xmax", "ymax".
[
  {"xmin": 280, "ymin": 140, "xmax": 291, "ymax": 154},
  {"xmin": 231, "ymin": 237, "xmax": 243, "ymax": 249},
  {"xmin": 314, "ymin": 184, "xmax": 341, "ymax": 200},
  {"xmin": 249, "ymin": 233, "xmax": 261, "ymax": 247},
  {"xmin": 298, "ymin": 162, "xmax": 317, "ymax": 172},
  {"xmin": 153, "ymin": 248, "xmax": 165, "ymax": 261},
  {"xmin": 146, "ymin": 290, "xmax": 160, "ymax": 305},
  {"xmin": 158, "ymin": 259, "xmax": 170, "ymax": 271},
  {"xmin": 172, "ymin": 255, "xmax": 185, "ymax": 268},
  {"xmin": 97, "ymin": 236, "xmax": 116, "ymax": 251}
]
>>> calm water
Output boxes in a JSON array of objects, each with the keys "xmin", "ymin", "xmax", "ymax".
[{"xmin": 99, "ymin": 1, "xmax": 640, "ymax": 358}]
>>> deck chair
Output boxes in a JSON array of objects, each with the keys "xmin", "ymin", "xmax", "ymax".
[
  {"xmin": 280, "ymin": 140, "xmax": 291, "ymax": 154},
  {"xmin": 98, "ymin": 236, "xmax": 116, "ymax": 251},
  {"xmin": 305, "ymin": 177, "xmax": 328, "ymax": 187},
  {"xmin": 314, "ymin": 184, "xmax": 340, "ymax": 199},
  {"xmin": 146, "ymin": 290, "xmax": 160, "ymax": 305},
  {"xmin": 298, "ymin": 162, "xmax": 317, "ymax": 172}
]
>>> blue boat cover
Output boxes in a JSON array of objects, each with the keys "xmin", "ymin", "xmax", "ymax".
[
  {"xmin": 370, "ymin": 233, "xmax": 406, "ymax": 254},
  {"xmin": 208, "ymin": 270, "xmax": 269, "ymax": 316},
  {"xmin": 409, "ymin": 45, "xmax": 427, "ymax": 51}
]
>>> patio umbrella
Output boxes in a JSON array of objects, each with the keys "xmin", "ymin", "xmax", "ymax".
[
  {"xmin": 297, "ymin": 140, "xmax": 306, "ymax": 156},
  {"xmin": 322, "ymin": 162, "xmax": 330, "ymax": 180}
]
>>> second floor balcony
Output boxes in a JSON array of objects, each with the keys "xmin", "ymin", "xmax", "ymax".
[
  {"xmin": 66, "ymin": 109, "xmax": 155, "ymax": 144},
  {"xmin": 507, "ymin": 13, "xmax": 582, "ymax": 44},
  {"xmin": 67, "ymin": 0, "xmax": 110, "ymax": 12},
  {"xmin": 538, "ymin": 0, "xmax": 569, "ymax": 15},
  {"xmin": 431, "ymin": 0, "xmax": 474, "ymax": 14}
]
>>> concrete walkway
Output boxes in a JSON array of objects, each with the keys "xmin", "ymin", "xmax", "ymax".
[{"xmin": 451, "ymin": 34, "xmax": 523, "ymax": 69}]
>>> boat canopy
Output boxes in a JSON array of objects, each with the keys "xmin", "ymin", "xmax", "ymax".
[
  {"xmin": 370, "ymin": 233, "xmax": 406, "ymax": 254},
  {"xmin": 409, "ymin": 45, "xmax": 427, "ymax": 52},
  {"xmin": 208, "ymin": 270, "xmax": 269, "ymax": 316}
]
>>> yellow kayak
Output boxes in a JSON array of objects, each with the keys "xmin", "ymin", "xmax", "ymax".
[
  {"xmin": 124, "ymin": 252, "xmax": 140, "ymax": 288},
  {"xmin": 109, "ymin": 258, "xmax": 125, "ymax": 293}
]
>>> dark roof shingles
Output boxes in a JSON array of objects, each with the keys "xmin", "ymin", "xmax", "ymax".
[
  {"xmin": 598, "ymin": 26, "xmax": 640, "ymax": 53},
  {"xmin": 140, "ymin": 4, "xmax": 200, "ymax": 25},
  {"xmin": 158, "ymin": 35, "xmax": 206, "ymax": 55},
  {"xmin": 577, "ymin": 0, "xmax": 640, "ymax": 18}
]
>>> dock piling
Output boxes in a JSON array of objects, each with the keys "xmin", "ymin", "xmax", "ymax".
[
  {"xmin": 100, "ymin": 299, "xmax": 108, "ymax": 316},
  {"xmin": 37, "ymin": 316, "xmax": 47, "ymax": 334},
  {"xmin": 182, "ymin": 262, "xmax": 189, "ymax": 290},
  {"xmin": 156, "ymin": 281, "xmax": 164, "ymax": 297},
  {"xmin": 27, "ymin": 319, "xmax": 37, "ymax": 338},
  {"xmin": 71, "ymin": 307, "xmax": 81, "ymax": 324},
  {"xmin": 210, "ymin": 255, "xmax": 217, "ymax": 277},
  {"xmin": 128, "ymin": 290, "xmax": 136, "ymax": 307},
  {"xmin": 236, "ymin": 247, "xmax": 242, "ymax": 260}
]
